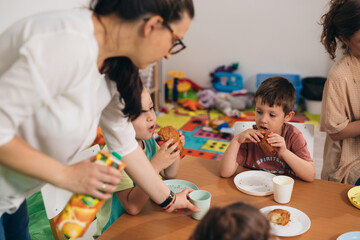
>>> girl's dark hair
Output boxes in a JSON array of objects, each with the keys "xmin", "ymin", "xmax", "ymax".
[
  {"xmin": 320, "ymin": 0, "xmax": 360, "ymax": 60},
  {"xmin": 189, "ymin": 202, "xmax": 270, "ymax": 240},
  {"xmin": 255, "ymin": 76, "xmax": 296, "ymax": 115},
  {"xmin": 90, "ymin": 0, "xmax": 194, "ymax": 120}
]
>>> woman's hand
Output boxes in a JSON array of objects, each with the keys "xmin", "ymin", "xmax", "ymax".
[
  {"xmin": 151, "ymin": 139, "xmax": 180, "ymax": 173},
  {"xmin": 164, "ymin": 188, "xmax": 201, "ymax": 213},
  {"xmin": 59, "ymin": 157, "xmax": 122, "ymax": 200}
]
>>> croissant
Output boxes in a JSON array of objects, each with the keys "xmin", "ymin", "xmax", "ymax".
[
  {"xmin": 158, "ymin": 126, "xmax": 184, "ymax": 154},
  {"xmin": 267, "ymin": 209, "xmax": 291, "ymax": 226},
  {"xmin": 258, "ymin": 129, "xmax": 277, "ymax": 156}
]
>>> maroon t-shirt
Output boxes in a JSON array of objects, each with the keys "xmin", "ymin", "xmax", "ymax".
[{"xmin": 236, "ymin": 123, "xmax": 312, "ymax": 176}]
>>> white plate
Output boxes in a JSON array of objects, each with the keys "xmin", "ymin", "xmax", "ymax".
[
  {"xmin": 233, "ymin": 171, "xmax": 276, "ymax": 196},
  {"xmin": 260, "ymin": 206, "xmax": 311, "ymax": 237},
  {"xmin": 337, "ymin": 231, "xmax": 360, "ymax": 240}
]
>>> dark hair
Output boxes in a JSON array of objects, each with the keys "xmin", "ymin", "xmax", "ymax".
[
  {"xmin": 189, "ymin": 202, "xmax": 270, "ymax": 240},
  {"xmin": 90, "ymin": 0, "xmax": 195, "ymax": 120},
  {"xmin": 255, "ymin": 76, "xmax": 296, "ymax": 115},
  {"xmin": 320, "ymin": 0, "xmax": 360, "ymax": 60}
]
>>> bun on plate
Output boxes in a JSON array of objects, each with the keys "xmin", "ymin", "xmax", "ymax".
[{"xmin": 267, "ymin": 209, "xmax": 290, "ymax": 226}]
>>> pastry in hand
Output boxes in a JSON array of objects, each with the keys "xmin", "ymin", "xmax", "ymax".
[
  {"xmin": 258, "ymin": 129, "xmax": 277, "ymax": 156},
  {"xmin": 158, "ymin": 126, "xmax": 184, "ymax": 154},
  {"xmin": 267, "ymin": 209, "xmax": 291, "ymax": 226}
]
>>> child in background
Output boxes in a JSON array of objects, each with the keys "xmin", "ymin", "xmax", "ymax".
[
  {"xmin": 320, "ymin": 0, "xmax": 360, "ymax": 185},
  {"xmin": 219, "ymin": 77, "xmax": 315, "ymax": 182},
  {"xmin": 94, "ymin": 88, "xmax": 184, "ymax": 237},
  {"xmin": 189, "ymin": 202, "xmax": 278, "ymax": 240}
]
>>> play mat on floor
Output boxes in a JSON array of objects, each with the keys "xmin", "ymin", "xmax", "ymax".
[{"xmin": 156, "ymin": 107, "xmax": 320, "ymax": 161}]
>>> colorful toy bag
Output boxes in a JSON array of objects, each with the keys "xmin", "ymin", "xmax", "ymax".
[{"xmin": 54, "ymin": 150, "xmax": 125, "ymax": 239}]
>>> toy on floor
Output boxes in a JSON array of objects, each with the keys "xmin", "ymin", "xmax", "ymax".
[
  {"xmin": 206, "ymin": 115, "xmax": 235, "ymax": 131},
  {"xmin": 197, "ymin": 89, "xmax": 253, "ymax": 117},
  {"xmin": 210, "ymin": 62, "xmax": 239, "ymax": 84},
  {"xmin": 178, "ymin": 99, "xmax": 204, "ymax": 111},
  {"xmin": 165, "ymin": 71, "xmax": 203, "ymax": 103},
  {"xmin": 215, "ymin": 91, "xmax": 253, "ymax": 117},
  {"xmin": 197, "ymin": 89, "xmax": 216, "ymax": 109},
  {"xmin": 213, "ymin": 72, "xmax": 243, "ymax": 93}
]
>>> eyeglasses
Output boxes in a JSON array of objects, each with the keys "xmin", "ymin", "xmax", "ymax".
[
  {"xmin": 162, "ymin": 22, "xmax": 186, "ymax": 55},
  {"xmin": 163, "ymin": 22, "xmax": 186, "ymax": 55},
  {"xmin": 143, "ymin": 18, "xmax": 186, "ymax": 55}
]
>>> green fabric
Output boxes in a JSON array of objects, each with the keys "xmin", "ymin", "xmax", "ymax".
[{"xmin": 26, "ymin": 191, "xmax": 54, "ymax": 240}]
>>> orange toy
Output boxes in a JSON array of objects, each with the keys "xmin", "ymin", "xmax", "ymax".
[{"xmin": 178, "ymin": 99, "xmax": 204, "ymax": 111}]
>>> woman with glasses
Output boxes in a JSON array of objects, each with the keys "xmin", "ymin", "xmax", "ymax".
[{"xmin": 0, "ymin": 0, "xmax": 196, "ymax": 239}]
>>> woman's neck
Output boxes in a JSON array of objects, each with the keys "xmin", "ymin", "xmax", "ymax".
[{"xmin": 91, "ymin": 13, "xmax": 137, "ymax": 70}]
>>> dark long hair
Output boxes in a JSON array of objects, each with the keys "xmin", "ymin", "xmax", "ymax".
[
  {"xmin": 189, "ymin": 202, "xmax": 270, "ymax": 240},
  {"xmin": 320, "ymin": 0, "xmax": 360, "ymax": 60},
  {"xmin": 90, "ymin": 0, "xmax": 194, "ymax": 120}
]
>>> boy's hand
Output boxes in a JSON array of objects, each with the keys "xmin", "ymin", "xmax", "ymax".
[
  {"xmin": 235, "ymin": 129, "xmax": 264, "ymax": 144},
  {"xmin": 266, "ymin": 133, "xmax": 287, "ymax": 154},
  {"xmin": 179, "ymin": 131, "xmax": 185, "ymax": 146},
  {"xmin": 151, "ymin": 139, "xmax": 180, "ymax": 173}
]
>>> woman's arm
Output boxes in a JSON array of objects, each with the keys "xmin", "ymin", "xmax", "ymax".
[
  {"xmin": 0, "ymin": 136, "xmax": 122, "ymax": 199},
  {"xmin": 122, "ymin": 146, "xmax": 199, "ymax": 211},
  {"xmin": 329, "ymin": 120, "xmax": 360, "ymax": 141}
]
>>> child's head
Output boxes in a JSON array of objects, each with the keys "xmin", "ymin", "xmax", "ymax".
[
  {"xmin": 254, "ymin": 77, "xmax": 295, "ymax": 134},
  {"xmin": 132, "ymin": 88, "xmax": 157, "ymax": 141},
  {"xmin": 189, "ymin": 202, "xmax": 271, "ymax": 240}
]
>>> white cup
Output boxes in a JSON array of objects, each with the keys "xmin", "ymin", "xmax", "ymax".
[
  {"xmin": 272, "ymin": 176, "xmax": 294, "ymax": 204},
  {"xmin": 188, "ymin": 190, "xmax": 212, "ymax": 220}
]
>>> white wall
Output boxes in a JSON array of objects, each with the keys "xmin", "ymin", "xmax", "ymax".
[
  {"xmin": 0, "ymin": 0, "xmax": 88, "ymax": 33},
  {"xmin": 165, "ymin": 0, "xmax": 333, "ymax": 92},
  {"xmin": 0, "ymin": 0, "xmax": 333, "ymax": 93}
]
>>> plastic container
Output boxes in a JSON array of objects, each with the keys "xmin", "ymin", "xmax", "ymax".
[
  {"xmin": 54, "ymin": 150, "xmax": 125, "ymax": 239},
  {"xmin": 256, "ymin": 73, "xmax": 302, "ymax": 111},
  {"xmin": 305, "ymin": 99, "xmax": 322, "ymax": 114}
]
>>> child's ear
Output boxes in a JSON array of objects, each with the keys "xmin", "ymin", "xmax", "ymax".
[{"xmin": 284, "ymin": 111, "xmax": 295, "ymax": 122}]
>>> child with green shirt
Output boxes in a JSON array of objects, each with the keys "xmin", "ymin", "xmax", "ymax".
[{"xmin": 94, "ymin": 88, "xmax": 184, "ymax": 238}]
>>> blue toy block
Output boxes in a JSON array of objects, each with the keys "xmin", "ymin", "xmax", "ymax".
[
  {"xmin": 213, "ymin": 72, "xmax": 243, "ymax": 93},
  {"xmin": 256, "ymin": 73, "xmax": 302, "ymax": 111}
]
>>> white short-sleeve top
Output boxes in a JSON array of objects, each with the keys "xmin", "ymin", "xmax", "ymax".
[{"xmin": 0, "ymin": 9, "xmax": 137, "ymax": 215}]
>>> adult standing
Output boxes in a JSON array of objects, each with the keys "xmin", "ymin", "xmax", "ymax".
[
  {"xmin": 0, "ymin": 0, "xmax": 197, "ymax": 239},
  {"xmin": 320, "ymin": 0, "xmax": 360, "ymax": 185}
]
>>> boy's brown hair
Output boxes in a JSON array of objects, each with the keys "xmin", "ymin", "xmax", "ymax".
[
  {"xmin": 189, "ymin": 202, "xmax": 271, "ymax": 240},
  {"xmin": 255, "ymin": 76, "xmax": 296, "ymax": 115}
]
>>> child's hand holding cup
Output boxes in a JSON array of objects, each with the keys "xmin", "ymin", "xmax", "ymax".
[{"xmin": 188, "ymin": 190, "xmax": 212, "ymax": 220}]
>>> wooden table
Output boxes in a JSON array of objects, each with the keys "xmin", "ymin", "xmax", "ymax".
[{"xmin": 99, "ymin": 156, "xmax": 360, "ymax": 240}]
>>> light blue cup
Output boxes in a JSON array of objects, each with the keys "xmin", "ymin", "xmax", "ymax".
[{"xmin": 188, "ymin": 190, "xmax": 212, "ymax": 220}]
